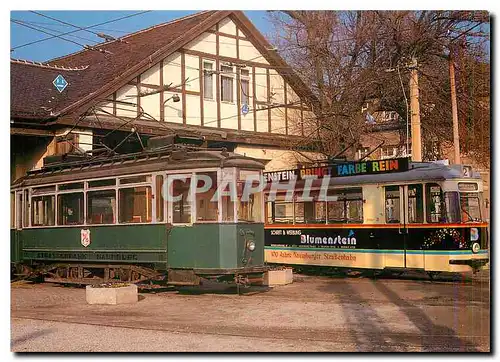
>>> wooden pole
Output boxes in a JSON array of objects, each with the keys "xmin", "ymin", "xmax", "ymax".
[
  {"xmin": 409, "ymin": 58, "xmax": 422, "ymax": 162},
  {"xmin": 449, "ymin": 54, "xmax": 461, "ymax": 164}
]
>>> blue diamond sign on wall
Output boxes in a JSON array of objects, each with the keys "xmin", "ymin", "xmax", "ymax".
[
  {"xmin": 53, "ymin": 74, "xmax": 68, "ymax": 93},
  {"xmin": 241, "ymin": 103, "xmax": 249, "ymax": 116}
]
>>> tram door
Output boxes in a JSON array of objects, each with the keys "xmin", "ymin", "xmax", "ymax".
[{"xmin": 403, "ymin": 184, "xmax": 425, "ymax": 269}]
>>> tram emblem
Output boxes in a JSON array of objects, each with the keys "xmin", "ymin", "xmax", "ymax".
[{"xmin": 81, "ymin": 229, "xmax": 91, "ymax": 247}]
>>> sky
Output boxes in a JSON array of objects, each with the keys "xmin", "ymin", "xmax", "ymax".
[{"xmin": 10, "ymin": 11, "xmax": 274, "ymax": 62}]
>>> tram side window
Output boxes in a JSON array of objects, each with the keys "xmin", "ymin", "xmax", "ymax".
[
  {"xmin": 444, "ymin": 192, "xmax": 460, "ymax": 223},
  {"xmin": 58, "ymin": 193, "xmax": 84, "ymax": 225},
  {"xmin": 172, "ymin": 178, "xmax": 191, "ymax": 223},
  {"xmin": 426, "ymin": 184, "xmax": 444, "ymax": 223},
  {"xmin": 327, "ymin": 188, "xmax": 363, "ymax": 224},
  {"xmin": 32, "ymin": 195, "xmax": 55, "ymax": 226},
  {"xmin": 295, "ymin": 191, "xmax": 326, "ymax": 224},
  {"xmin": 24, "ymin": 190, "xmax": 29, "ymax": 227},
  {"xmin": 266, "ymin": 194, "xmax": 293, "ymax": 224},
  {"xmin": 87, "ymin": 190, "xmax": 116, "ymax": 224},
  {"xmin": 119, "ymin": 186, "xmax": 152, "ymax": 223},
  {"xmin": 408, "ymin": 184, "xmax": 424, "ymax": 223},
  {"xmin": 385, "ymin": 186, "xmax": 400, "ymax": 223},
  {"xmin": 196, "ymin": 172, "xmax": 218, "ymax": 222},
  {"xmin": 237, "ymin": 171, "xmax": 263, "ymax": 223}
]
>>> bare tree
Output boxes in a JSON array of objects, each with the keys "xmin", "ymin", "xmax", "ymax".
[{"xmin": 267, "ymin": 10, "xmax": 490, "ymax": 165}]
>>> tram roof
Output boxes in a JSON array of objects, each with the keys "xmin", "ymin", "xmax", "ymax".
[
  {"xmin": 267, "ymin": 161, "xmax": 481, "ymax": 189},
  {"xmin": 11, "ymin": 146, "xmax": 265, "ymax": 188}
]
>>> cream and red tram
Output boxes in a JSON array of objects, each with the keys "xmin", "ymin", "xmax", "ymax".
[{"xmin": 263, "ymin": 158, "xmax": 489, "ymax": 275}]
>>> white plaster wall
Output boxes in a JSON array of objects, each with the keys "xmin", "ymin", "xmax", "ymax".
[
  {"xmin": 240, "ymin": 112, "xmax": 254, "ymax": 131},
  {"xmin": 163, "ymin": 52, "xmax": 182, "ymax": 86},
  {"xmin": 186, "ymin": 94, "xmax": 201, "ymax": 126},
  {"xmin": 164, "ymin": 91, "xmax": 182, "ymax": 124},
  {"xmin": 203, "ymin": 99, "xmax": 218, "ymax": 128},
  {"xmin": 239, "ymin": 39, "xmax": 269, "ymax": 64},
  {"xmin": 220, "ymin": 101, "xmax": 238, "ymax": 129},
  {"xmin": 184, "ymin": 54, "xmax": 200, "ymax": 92},
  {"xmin": 218, "ymin": 18, "xmax": 237, "ymax": 35},
  {"xmin": 78, "ymin": 131, "xmax": 93, "ymax": 153},
  {"xmin": 185, "ymin": 32, "xmax": 216, "ymax": 54},
  {"xmin": 270, "ymin": 107, "xmax": 286, "ymax": 135},
  {"xmin": 237, "ymin": 28, "xmax": 246, "ymax": 38},
  {"xmin": 116, "ymin": 84, "xmax": 137, "ymax": 118},
  {"xmin": 269, "ymin": 70, "xmax": 284, "ymax": 104},
  {"xmin": 94, "ymin": 99, "xmax": 114, "ymax": 116},
  {"xmin": 141, "ymin": 92, "xmax": 160, "ymax": 120},
  {"xmin": 286, "ymin": 85, "xmax": 301, "ymax": 105},
  {"xmin": 219, "ymin": 36, "xmax": 237, "ymax": 58},
  {"xmin": 287, "ymin": 108, "xmax": 303, "ymax": 136},
  {"xmin": 256, "ymin": 104, "xmax": 268, "ymax": 133},
  {"xmin": 255, "ymin": 69, "xmax": 267, "ymax": 102},
  {"xmin": 141, "ymin": 63, "xmax": 160, "ymax": 85}
]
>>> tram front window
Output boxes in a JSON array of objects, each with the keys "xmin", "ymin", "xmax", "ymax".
[
  {"xmin": 237, "ymin": 171, "xmax": 263, "ymax": 223},
  {"xmin": 195, "ymin": 172, "xmax": 218, "ymax": 222},
  {"xmin": 173, "ymin": 178, "xmax": 191, "ymax": 223},
  {"xmin": 459, "ymin": 192, "xmax": 482, "ymax": 222}
]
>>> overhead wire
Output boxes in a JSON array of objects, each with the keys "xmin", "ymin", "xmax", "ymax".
[
  {"xmin": 12, "ymin": 19, "xmax": 100, "ymax": 45},
  {"xmin": 11, "ymin": 10, "xmax": 151, "ymax": 51}
]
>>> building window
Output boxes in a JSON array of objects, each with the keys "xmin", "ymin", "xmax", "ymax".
[
  {"xmin": 57, "ymin": 192, "xmax": 84, "ymax": 225},
  {"xmin": 240, "ymin": 69, "xmax": 250, "ymax": 105},
  {"xmin": 87, "ymin": 190, "xmax": 116, "ymax": 224},
  {"xmin": 203, "ymin": 61, "xmax": 214, "ymax": 100},
  {"xmin": 383, "ymin": 111, "xmax": 398, "ymax": 122},
  {"xmin": 220, "ymin": 65, "xmax": 234, "ymax": 103},
  {"xmin": 119, "ymin": 186, "xmax": 152, "ymax": 223},
  {"xmin": 56, "ymin": 133, "xmax": 79, "ymax": 155},
  {"xmin": 356, "ymin": 147, "xmax": 370, "ymax": 160},
  {"xmin": 32, "ymin": 195, "xmax": 55, "ymax": 226},
  {"xmin": 381, "ymin": 146, "xmax": 398, "ymax": 159},
  {"xmin": 385, "ymin": 186, "xmax": 400, "ymax": 223}
]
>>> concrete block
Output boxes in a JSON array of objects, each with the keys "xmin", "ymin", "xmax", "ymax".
[
  {"xmin": 263, "ymin": 268, "xmax": 293, "ymax": 286},
  {"xmin": 86, "ymin": 284, "xmax": 138, "ymax": 305}
]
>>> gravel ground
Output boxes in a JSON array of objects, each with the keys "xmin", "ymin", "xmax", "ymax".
[{"xmin": 11, "ymin": 271, "xmax": 490, "ymax": 352}]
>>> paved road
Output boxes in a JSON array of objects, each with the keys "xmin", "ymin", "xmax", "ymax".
[{"xmin": 11, "ymin": 271, "xmax": 490, "ymax": 352}]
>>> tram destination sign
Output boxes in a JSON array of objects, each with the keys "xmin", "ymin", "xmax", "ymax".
[{"xmin": 264, "ymin": 157, "xmax": 409, "ymax": 182}]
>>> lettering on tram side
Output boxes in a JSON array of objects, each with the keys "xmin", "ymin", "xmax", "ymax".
[
  {"xmin": 263, "ymin": 157, "xmax": 410, "ymax": 181},
  {"xmin": 269, "ymin": 250, "xmax": 356, "ymax": 262},
  {"xmin": 26, "ymin": 251, "xmax": 170, "ymax": 261},
  {"xmin": 266, "ymin": 228, "xmax": 357, "ymax": 249}
]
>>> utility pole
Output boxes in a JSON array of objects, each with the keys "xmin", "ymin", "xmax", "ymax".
[
  {"xmin": 409, "ymin": 58, "xmax": 422, "ymax": 162},
  {"xmin": 449, "ymin": 51, "xmax": 461, "ymax": 164}
]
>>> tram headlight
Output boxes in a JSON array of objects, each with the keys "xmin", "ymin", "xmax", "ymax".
[
  {"xmin": 247, "ymin": 241, "xmax": 256, "ymax": 252},
  {"xmin": 472, "ymin": 242, "xmax": 480, "ymax": 254}
]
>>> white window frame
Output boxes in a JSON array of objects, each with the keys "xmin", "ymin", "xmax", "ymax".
[
  {"xmin": 220, "ymin": 64, "xmax": 234, "ymax": 103},
  {"xmin": 240, "ymin": 69, "xmax": 250, "ymax": 106},
  {"xmin": 203, "ymin": 60, "xmax": 215, "ymax": 100}
]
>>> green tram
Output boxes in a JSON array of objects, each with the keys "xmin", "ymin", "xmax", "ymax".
[
  {"xmin": 264, "ymin": 158, "xmax": 489, "ymax": 276},
  {"xmin": 11, "ymin": 146, "xmax": 266, "ymax": 287}
]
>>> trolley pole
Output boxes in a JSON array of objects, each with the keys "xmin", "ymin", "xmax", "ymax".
[
  {"xmin": 449, "ymin": 53, "xmax": 461, "ymax": 164},
  {"xmin": 409, "ymin": 58, "xmax": 422, "ymax": 162}
]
